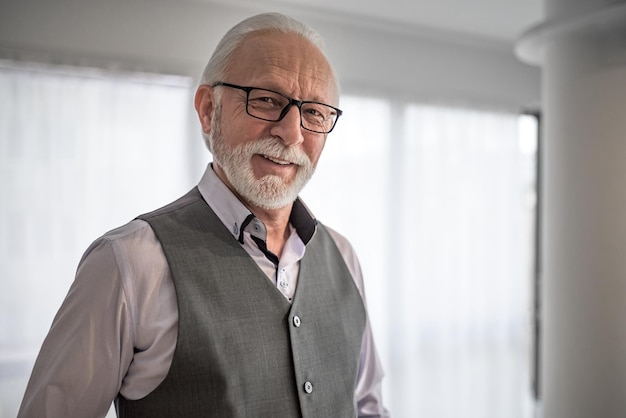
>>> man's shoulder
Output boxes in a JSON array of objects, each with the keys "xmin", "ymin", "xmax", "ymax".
[
  {"xmin": 81, "ymin": 189, "xmax": 201, "ymax": 265},
  {"xmin": 86, "ymin": 188, "xmax": 203, "ymax": 251},
  {"xmin": 319, "ymin": 223, "xmax": 353, "ymax": 253},
  {"xmin": 139, "ymin": 187, "xmax": 203, "ymax": 220},
  {"xmin": 316, "ymin": 223, "xmax": 366, "ymax": 299},
  {"xmin": 316, "ymin": 223, "xmax": 359, "ymax": 267},
  {"xmin": 80, "ymin": 219, "xmax": 159, "ymax": 267}
]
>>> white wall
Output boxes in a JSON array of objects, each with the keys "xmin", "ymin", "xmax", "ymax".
[{"xmin": 0, "ymin": 0, "xmax": 540, "ymax": 110}]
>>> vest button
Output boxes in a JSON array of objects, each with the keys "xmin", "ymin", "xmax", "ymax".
[
  {"xmin": 304, "ymin": 381, "xmax": 313, "ymax": 394},
  {"xmin": 293, "ymin": 315, "xmax": 301, "ymax": 327}
]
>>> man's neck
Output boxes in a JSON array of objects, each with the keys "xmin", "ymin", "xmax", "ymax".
[
  {"xmin": 249, "ymin": 204, "xmax": 292, "ymax": 258},
  {"xmin": 213, "ymin": 163, "xmax": 293, "ymax": 258}
]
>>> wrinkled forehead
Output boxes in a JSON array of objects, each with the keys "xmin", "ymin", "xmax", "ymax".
[{"xmin": 225, "ymin": 31, "xmax": 339, "ymax": 105}]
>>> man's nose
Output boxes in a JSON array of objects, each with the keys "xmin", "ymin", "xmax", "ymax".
[{"xmin": 270, "ymin": 104, "xmax": 305, "ymax": 147}]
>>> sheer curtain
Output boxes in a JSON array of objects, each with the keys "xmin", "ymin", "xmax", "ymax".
[
  {"xmin": 303, "ymin": 98, "xmax": 537, "ymax": 418},
  {"xmin": 0, "ymin": 61, "xmax": 198, "ymax": 417}
]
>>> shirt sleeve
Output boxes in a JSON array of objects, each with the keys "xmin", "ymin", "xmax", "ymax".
[
  {"xmin": 17, "ymin": 234, "xmax": 135, "ymax": 418},
  {"xmin": 325, "ymin": 227, "xmax": 391, "ymax": 418}
]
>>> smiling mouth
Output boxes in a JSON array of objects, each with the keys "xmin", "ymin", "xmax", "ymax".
[{"xmin": 262, "ymin": 154, "xmax": 294, "ymax": 165}]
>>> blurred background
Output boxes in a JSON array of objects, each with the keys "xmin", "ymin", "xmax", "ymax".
[{"xmin": 0, "ymin": 1, "xmax": 543, "ymax": 417}]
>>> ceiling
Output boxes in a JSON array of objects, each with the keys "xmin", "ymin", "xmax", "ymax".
[{"xmin": 209, "ymin": 0, "xmax": 545, "ymax": 47}]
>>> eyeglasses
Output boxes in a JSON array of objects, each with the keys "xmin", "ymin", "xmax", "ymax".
[{"xmin": 212, "ymin": 82, "xmax": 342, "ymax": 134}]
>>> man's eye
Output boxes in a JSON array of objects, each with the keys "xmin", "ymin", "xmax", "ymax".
[{"xmin": 251, "ymin": 96, "xmax": 282, "ymax": 107}]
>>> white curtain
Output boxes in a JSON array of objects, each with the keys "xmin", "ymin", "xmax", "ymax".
[
  {"xmin": 0, "ymin": 62, "xmax": 537, "ymax": 418},
  {"xmin": 0, "ymin": 61, "xmax": 197, "ymax": 417}
]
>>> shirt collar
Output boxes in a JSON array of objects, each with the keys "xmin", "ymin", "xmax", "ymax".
[{"xmin": 197, "ymin": 164, "xmax": 317, "ymax": 244}]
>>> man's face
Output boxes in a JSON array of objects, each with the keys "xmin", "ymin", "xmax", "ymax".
[{"xmin": 200, "ymin": 31, "xmax": 338, "ymax": 211}]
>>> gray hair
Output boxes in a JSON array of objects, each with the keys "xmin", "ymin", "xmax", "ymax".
[{"xmin": 200, "ymin": 12, "xmax": 339, "ymax": 93}]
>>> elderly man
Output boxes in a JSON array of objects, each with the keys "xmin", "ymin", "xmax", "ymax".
[{"xmin": 18, "ymin": 12, "xmax": 388, "ymax": 418}]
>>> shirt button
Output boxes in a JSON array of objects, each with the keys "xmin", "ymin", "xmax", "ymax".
[
  {"xmin": 279, "ymin": 280, "xmax": 289, "ymax": 288},
  {"xmin": 304, "ymin": 381, "xmax": 313, "ymax": 394},
  {"xmin": 232, "ymin": 224, "xmax": 239, "ymax": 235},
  {"xmin": 293, "ymin": 315, "xmax": 301, "ymax": 327}
]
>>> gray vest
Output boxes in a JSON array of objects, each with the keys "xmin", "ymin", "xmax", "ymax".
[{"xmin": 116, "ymin": 188, "xmax": 366, "ymax": 417}]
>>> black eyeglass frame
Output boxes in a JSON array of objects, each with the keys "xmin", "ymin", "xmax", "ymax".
[{"xmin": 212, "ymin": 81, "xmax": 343, "ymax": 134}]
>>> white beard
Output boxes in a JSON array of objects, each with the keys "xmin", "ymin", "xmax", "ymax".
[{"xmin": 208, "ymin": 109, "xmax": 316, "ymax": 210}]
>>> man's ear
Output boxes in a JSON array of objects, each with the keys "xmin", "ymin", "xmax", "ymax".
[{"xmin": 194, "ymin": 84, "xmax": 215, "ymax": 134}]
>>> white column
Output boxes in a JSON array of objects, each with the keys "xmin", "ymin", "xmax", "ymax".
[{"xmin": 517, "ymin": 2, "xmax": 626, "ymax": 418}]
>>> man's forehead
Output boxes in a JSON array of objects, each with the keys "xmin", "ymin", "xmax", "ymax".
[{"xmin": 226, "ymin": 31, "xmax": 337, "ymax": 101}]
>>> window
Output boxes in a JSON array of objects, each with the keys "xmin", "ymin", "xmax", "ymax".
[{"xmin": 0, "ymin": 61, "xmax": 197, "ymax": 417}]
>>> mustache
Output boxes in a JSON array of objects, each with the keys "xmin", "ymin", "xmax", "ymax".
[{"xmin": 245, "ymin": 137, "xmax": 311, "ymax": 166}]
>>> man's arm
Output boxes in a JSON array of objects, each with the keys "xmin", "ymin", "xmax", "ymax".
[
  {"xmin": 18, "ymin": 237, "xmax": 134, "ymax": 418},
  {"xmin": 355, "ymin": 321, "xmax": 390, "ymax": 417}
]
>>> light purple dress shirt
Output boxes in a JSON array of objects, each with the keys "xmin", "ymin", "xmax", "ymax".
[{"xmin": 18, "ymin": 164, "xmax": 389, "ymax": 418}]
